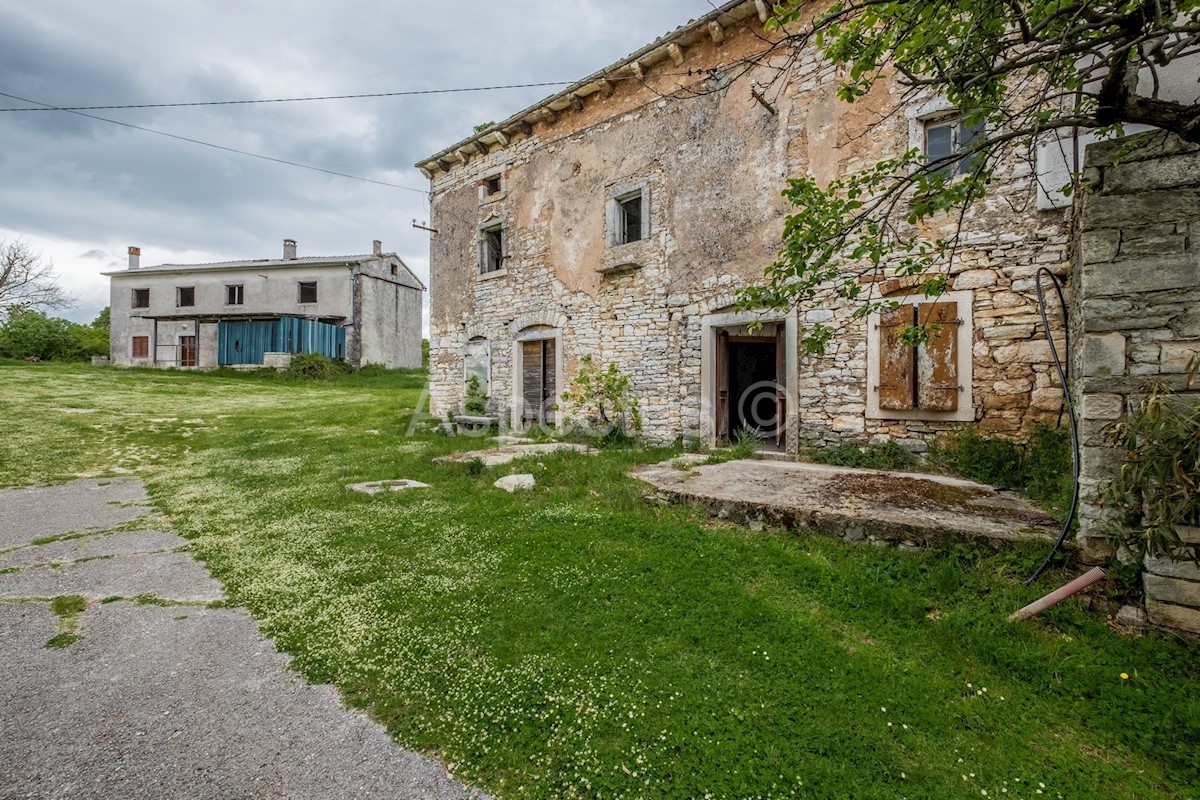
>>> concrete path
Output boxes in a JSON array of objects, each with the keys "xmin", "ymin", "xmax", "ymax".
[
  {"xmin": 0, "ymin": 478, "xmax": 485, "ymax": 800},
  {"xmin": 633, "ymin": 458, "xmax": 1059, "ymax": 547}
]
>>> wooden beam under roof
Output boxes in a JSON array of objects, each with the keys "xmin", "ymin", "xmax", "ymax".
[
  {"xmin": 492, "ymin": 130, "xmax": 509, "ymax": 146},
  {"xmin": 515, "ymin": 120, "xmax": 534, "ymax": 136},
  {"xmin": 667, "ymin": 43, "xmax": 685, "ymax": 67},
  {"xmin": 569, "ymin": 93, "xmax": 584, "ymax": 111},
  {"xmin": 629, "ymin": 61, "xmax": 645, "ymax": 80},
  {"xmin": 418, "ymin": 166, "xmax": 434, "ymax": 179},
  {"xmin": 541, "ymin": 107, "xmax": 558, "ymax": 124}
]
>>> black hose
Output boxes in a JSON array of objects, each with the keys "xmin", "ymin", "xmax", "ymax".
[{"xmin": 1025, "ymin": 267, "xmax": 1082, "ymax": 584}]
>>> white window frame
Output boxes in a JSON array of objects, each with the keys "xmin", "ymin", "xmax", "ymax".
[
  {"xmin": 865, "ymin": 289, "xmax": 975, "ymax": 422},
  {"xmin": 225, "ymin": 284, "xmax": 244, "ymax": 306},
  {"xmin": 907, "ymin": 99, "xmax": 985, "ymax": 180}
]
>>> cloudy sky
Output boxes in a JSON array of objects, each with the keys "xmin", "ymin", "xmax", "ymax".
[{"xmin": 0, "ymin": 0, "xmax": 713, "ymax": 330}]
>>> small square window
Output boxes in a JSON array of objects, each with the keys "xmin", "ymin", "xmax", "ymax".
[
  {"xmin": 390, "ymin": 264, "xmax": 398, "ymax": 277},
  {"xmin": 177, "ymin": 287, "xmax": 195, "ymax": 307},
  {"xmin": 225, "ymin": 284, "xmax": 244, "ymax": 305},
  {"xmin": 924, "ymin": 117, "xmax": 985, "ymax": 178},
  {"xmin": 298, "ymin": 281, "xmax": 318, "ymax": 304},
  {"xmin": 484, "ymin": 175, "xmax": 502, "ymax": 196},
  {"xmin": 131, "ymin": 336, "xmax": 149, "ymax": 358},
  {"xmin": 132, "ymin": 288, "xmax": 150, "ymax": 309},
  {"xmin": 479, "ymin": 224, "xmax": 505, "ymax": 274}
]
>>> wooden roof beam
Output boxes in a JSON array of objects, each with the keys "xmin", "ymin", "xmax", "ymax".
[{"xmin": 569, "ymin": 93, "xmax": 584, "ymax": 112}]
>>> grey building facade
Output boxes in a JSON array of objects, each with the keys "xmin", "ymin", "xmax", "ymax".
[{"xmin": 106, "ymin": 239, "xmax": 424, "ymax": 370}]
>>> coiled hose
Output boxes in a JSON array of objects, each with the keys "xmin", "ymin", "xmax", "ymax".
[{"xmin": 1024, "ymin": 267, "xmax": 1082, "ymax": 584}]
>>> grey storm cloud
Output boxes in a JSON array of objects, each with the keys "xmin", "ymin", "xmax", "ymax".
[{"xmin": 0, "ymin": 0, "xmax": 711, "ymax": 324}]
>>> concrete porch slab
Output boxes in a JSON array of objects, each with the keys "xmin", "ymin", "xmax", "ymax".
[{"xmin": 632, "ymin": 458, "xmax": 1059, "ymax": 546}]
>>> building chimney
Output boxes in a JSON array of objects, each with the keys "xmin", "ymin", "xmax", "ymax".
[
  {"xmin": 372, "ymin": 239, "xmax": 382, "ymax": 256},
  {"xmin": 283, "ymin": 239, "xmax": 297, "ymax": 260},
  {"xmin": 127, "ymin": 246, "xmax": 141, "ymax": 270}
]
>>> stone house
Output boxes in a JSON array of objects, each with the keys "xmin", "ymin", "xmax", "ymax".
[
  {"xmin": 106, "ymin": 239, "xmax": 424, "ymax": 370},
  {"xmin": 417, "ymin": 0, "xmax": 1089, "ymax": 452}
]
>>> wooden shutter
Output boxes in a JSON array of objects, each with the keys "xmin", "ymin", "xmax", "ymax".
[
  {"xmin": 522, "ymin": 341, "xmax": 543, "ymax": 424},
  {"xmin": 917, "ymin": 302, "xmax": 960, "ymax": 411},
  {"xmin": 878, "ymin": 305, "xmax": 916, "ymax": 410}
]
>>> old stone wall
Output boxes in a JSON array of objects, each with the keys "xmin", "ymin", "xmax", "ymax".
[
  {"xmin": 425, "ymin": 1, "xmax": 1073, "ymax": 448},
  {"xmin": 1073, "ymin": 132, "xmax": 1200, "ymax": 634}
]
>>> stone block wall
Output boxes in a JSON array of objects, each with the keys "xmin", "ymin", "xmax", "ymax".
[{"xmin": 1074, "ymin": 132, "xmax": 1200, "ymax": 634}]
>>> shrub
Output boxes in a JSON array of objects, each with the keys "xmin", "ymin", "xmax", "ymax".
[
  {"xmin": 0, "ymin": 308, "xmax": 107, "ymax": 361},
  {"xmin": 464, "ymin": 375, "xmax": 487, "ymax": 415},
  {"xmin": 560, "ymin": 355, "xmax": 642, "ymax": 438},
  {"xmin": 287, "ymin": 353, "xmax": 351, "ymax": 380},
  {"xmin": 810, "ymin": 441, "xmax": 915, "ymax": 471},
  {"xmin": 1103, "ymin": 380, "xmax": 1200, "ymax": 558}
]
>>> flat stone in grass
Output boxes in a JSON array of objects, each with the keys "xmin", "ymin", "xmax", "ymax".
[
  {"xmin": 494, "ymin": 474, "xmax": 536, "ymax": 492},
  {"xmin": 347, "ymin": 479, "xmax": 431, "ymax": 495},
  {"xmin": 0, "ymin": 530, "xmax": 185, "ymax": 569},
  {"xmin": 0, "ymin": 552, "xmax": 223, "ymax": 603},
  {"xmin": 0, "ymin": 478, "xmax": 154, "ymax": 548},
  {"xmin": 435, "ymin": 442, "xmax": 595, "ymax": 467}
]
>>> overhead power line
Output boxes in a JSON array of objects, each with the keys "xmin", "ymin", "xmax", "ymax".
[
  {"xmin": 0, "ymin": 80, "xmax": 584, "ymax": 112},
  {"xmin": 0, "ymin": 90, "xmax": 428, "ymax": 194}
]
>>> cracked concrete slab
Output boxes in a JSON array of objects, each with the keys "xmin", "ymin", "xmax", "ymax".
[
  {"xmin": 434, "ymin": 441, "xmax": 595, "ymax": 466},
  {"xmin": 0, "ymin": 552, "xmax": 224, "ymax": 602},
  {"xmin": 0, "ymin": 478, "xmax": 484, "ymax": 799},
  {"xmin": 0, "ymin": 530, "xmax": 186, "ymax": 569},
  {"xmin": 633, "ymin": 458, "xmax": 1059, "ymax": 546},
  {"xmin": 0, "ymin": 602, "xmax": 485, "ymax": 800},
  {"xmin": 0, "ymin": 478, "xmax": 154, "ymax": 547}
]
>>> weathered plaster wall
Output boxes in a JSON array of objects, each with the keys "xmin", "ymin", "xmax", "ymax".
[
  {"xmin": 354, "ymin": 258, "xmax": 424, "ymax": 369},
  {"xmin": 427, "ymin": 6, "xmax": 1072, "ymax": 447},
  {"xmin": 1073, "ymin": 133, "xmax": 1200, "ymax": 634}
]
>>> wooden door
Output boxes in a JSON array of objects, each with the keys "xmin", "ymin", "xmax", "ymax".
[
  {"xmin": 521, "ymin": 339, "xmax": 556, "ymax": 425},
  {"xmin": 179, "ymin": 335, "xmax": 197, "ymax": 368},
  {"xmin": 715, "ymin": 330, "xmax": 730, "ymax": 443}
]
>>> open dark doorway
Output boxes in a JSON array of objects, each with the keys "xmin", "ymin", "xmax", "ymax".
[{"xmin": 716, "ymin": 329, "xmax": 786, "ymax": 450}]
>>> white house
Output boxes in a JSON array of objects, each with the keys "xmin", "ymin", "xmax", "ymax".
[{"xmin": 106, "ymin": 239, "xmax": 424, "ymax": 370}]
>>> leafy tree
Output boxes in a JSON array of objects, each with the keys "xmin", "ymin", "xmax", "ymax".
[
  {"xmin": 738, "ymin": 0, "xmax": 1200, "ymax": 352},
  {"xmin": 0, "ymin": 239, "xmax": 74, "ymax": 316},
  {"xmin": 91, "ymin": 306, "xmax": 110, "ymax": 331},
  {"xmin": 0, "ymin": 307, "xmax": 107, "ymax": 361}
]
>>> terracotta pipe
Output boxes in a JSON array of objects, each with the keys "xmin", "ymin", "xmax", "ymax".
[{"xmin": 1008, "ymin": 567, "xmax": 1107, "ymax": 622}]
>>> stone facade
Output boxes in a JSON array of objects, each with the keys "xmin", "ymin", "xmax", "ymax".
[
  {"xmin": 419, "ymin": 0, "xmax": 1073, "ymax": 451},
  {"xmin": 1073, "ymin": 133, "xmax": 1200, "ymax": 634}
]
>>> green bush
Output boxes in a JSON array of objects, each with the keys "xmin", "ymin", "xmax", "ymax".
[
  {"xmin": 464, "ymin": 375, "xmax": 487, "ymax": 415},
  {"xmin": 0, "ymin": 308, "xmax": 107, "ymax": 361},
  {"xmin": 286, "ymin": 353, "xmax": 351, "ymax": 380},
  {"xmin": 810, "ymin": 441, "xmax": 915, "ymax": 470}
]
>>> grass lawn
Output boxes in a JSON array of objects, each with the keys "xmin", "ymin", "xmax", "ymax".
[{"xmin": 2, "ymin": 361, "xmax": 1198, "ymax": 799}]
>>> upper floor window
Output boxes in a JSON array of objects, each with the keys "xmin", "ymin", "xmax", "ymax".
[
  {"xmin": 607, "ymin": 183, "xmax": 649, "ymax": 247},
  {"xmin": 177, "ymin": 287, "xmax": 195, "ymax": 307},
  {"xmin": 298, "ymin": 281, "xmax": 318, "ymax": 304},
  {"xmin": 226, "ymin": 284, "xmax": 244, "ymax": 305},
  {"xmin": 132, "ymin": 288, "xmax": 150, "ymax": 309},
  {"xmin": 924, "ymin": 116, "xmax": 984, "ymax": 178},
  {"xmin": 479, "ymin": 222, "xmax": 505, "ymax": 274}
]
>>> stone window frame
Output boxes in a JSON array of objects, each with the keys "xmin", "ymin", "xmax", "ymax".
[
  {"xmin": 464, "ymin": 337, "xmax": 492, "ymax": 397},
  {"xmin": 478, "ymin": 170, "xmax": 506, "ymax": 205},
  {"xmin": 477, "ymin": 218, "xmax": 508, "ymax": 278},
  {"xmin": 865, "ymin": 289, "xmax": 975, "ymax": 423},
  {"xmin": 605, "ymin": 180, "xmax": 650, "ymax": 248},
  {"xmin": 297, "ymin": 281, "xmax": 318, "ymax": 304},
  {"xmin": 907, "ymin": 98, "xmax": 985, "ymax": 180},
  {"xmin": 225, "ymin": 284, "xmax": 244, "ymax": 306},
  {"xmin": 131, "ymin": 288, "xmax": 150, "ymax": 309},
  {"xmin": 176, "ymin": 286, "xmax": 196, "ymax": 308}
]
